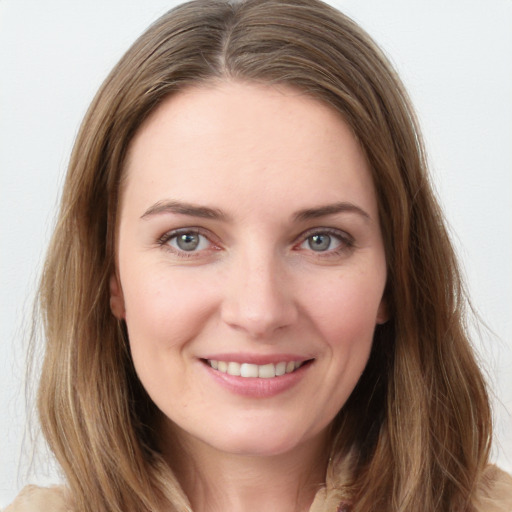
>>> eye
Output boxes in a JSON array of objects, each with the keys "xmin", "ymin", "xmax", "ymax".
[
  {"xmin": 297, "ymin": 229, "xmax": 353, "ymax": 254},
  {"xmin": 160, "ymin": 229, "xmax": 212, "ymax": 253}
]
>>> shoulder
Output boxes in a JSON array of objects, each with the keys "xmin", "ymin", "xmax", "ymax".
[
  {"xmin": 3, "ymin": 485, "xmax": 68, "ymax": 512},
  {"xmin": 475, "ymin": 465, "xmax": 512, "ymax": 512}
]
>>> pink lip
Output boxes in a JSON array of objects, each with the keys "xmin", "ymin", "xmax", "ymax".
[
  {"xmin": 201, "ymin": 353, "xmax": 311, "ymax": 365},
  {"xmin": 200, "ymin": 358, "xmax": 313, "ymax": 398}
]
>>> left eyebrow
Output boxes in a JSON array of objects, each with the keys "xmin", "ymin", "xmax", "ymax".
[
  {"xmin": 293, "ymin": 202, "xmax": 372, "ymax": 223},
  {"xmin": 140, "ymin": 200, "xmax": 228, "ymax": 221}
]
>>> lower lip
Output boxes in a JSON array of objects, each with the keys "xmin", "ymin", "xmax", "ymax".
[{"xmin": 201, "ymin": 361, "xmax": 311, "ymax": 398}]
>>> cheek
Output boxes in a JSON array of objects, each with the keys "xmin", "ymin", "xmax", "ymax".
[
  {"xmin": 122, "ymin": 265, "xmax": 218, "ymax": 351},
  {"xmin": 304, "ymin": 269, "xmax": 385, "ymax": 383},
  {"xmin": 310, "ymin": 273, "xmax": 384, "ymax": 336},
  {"xmin": 121, "ymin": 267, "xmax": 220, "ymax": 408}
]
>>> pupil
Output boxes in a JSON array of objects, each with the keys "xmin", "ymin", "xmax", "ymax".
[
  {"xmin": 309, "ymin": 234, "xmax": 331, "ymax": 251},
  {"xmin": 177, "ymin": 233, "xmax": 199, "ymax": 251}
]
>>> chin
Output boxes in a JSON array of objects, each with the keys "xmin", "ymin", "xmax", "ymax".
[{"xmin": 208, "ymin": 438, "xmax": 301, "ymax": 458}]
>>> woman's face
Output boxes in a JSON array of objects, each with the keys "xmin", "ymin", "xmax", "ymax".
[{"xmin": 111, "ymin": 82, "xmax": 387, "ymax": 458}]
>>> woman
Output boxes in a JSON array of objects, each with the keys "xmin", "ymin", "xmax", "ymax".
[{"xmin": 6, "ymin": 0, "xmax": 512, "ymax": 511}]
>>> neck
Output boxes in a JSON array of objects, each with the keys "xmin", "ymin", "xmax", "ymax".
[{"xmin": 161, "ymin": 423, "xmax": 329, "ymax": 512}]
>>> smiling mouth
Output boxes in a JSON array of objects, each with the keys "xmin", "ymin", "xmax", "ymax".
[{"xmin": 204, "ymin": 359, "xmax": 312, "ymax": 378}]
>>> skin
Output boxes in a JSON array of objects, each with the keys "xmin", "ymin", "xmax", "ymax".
[{"xmin": 110, "ymin": 81, "xmax": 388, "ymax": 512}]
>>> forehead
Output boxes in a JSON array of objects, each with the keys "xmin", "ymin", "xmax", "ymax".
[{"xmin": 122, "ymin": 81, "xmax": 377, "ymax": 221}]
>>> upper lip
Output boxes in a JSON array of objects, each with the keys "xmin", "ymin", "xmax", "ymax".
[{"xmin": 200, "ymin": 353, "xmax": 314, "ymax": 365}]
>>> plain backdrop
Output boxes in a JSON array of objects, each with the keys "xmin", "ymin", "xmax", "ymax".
[{"xmin": 1, "ymin": 0, "xmax": 511, "ymax": 506}]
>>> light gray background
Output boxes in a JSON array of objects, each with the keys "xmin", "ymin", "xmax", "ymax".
[{"xmin": 1, "ymin": 0, "xmax": 511, "ymax": 506}]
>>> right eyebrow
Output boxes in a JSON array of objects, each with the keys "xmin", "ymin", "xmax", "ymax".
[
  {"xmin": 293, "ymin": 201, "xmax": 372, "ymax": 223},
  {"xmin": 140, "ymin": 200, "xmax": 228, "ymax": 221}
]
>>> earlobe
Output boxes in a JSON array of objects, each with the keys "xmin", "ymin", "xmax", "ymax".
[
  {"xmin": 109, "ymin": 273, "xmax": 126, "ymax": 319},
  {"xmin": 376, "ymin": 299, "xmax": 389, "ymax": 325}
]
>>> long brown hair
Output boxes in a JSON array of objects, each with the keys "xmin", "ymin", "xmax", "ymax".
[{"xmin": 37, "ymin": 1, "xmax": 491, "ymax": 510}]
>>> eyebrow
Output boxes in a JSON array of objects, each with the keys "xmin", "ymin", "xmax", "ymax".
[
  {"xmin": 293, "ymin": 202, "xmax": 372, "ymax": 223},
  {"xmin": 141, "ymin": 200, "xmax": 228, "ymax": 221}
]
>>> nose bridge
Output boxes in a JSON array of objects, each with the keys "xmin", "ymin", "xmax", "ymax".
[{"xmin": 221, "ymin": 243, "xmax": 297, "ymax": 338}]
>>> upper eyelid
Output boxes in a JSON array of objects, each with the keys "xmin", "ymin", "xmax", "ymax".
[
  {"xmin": 294, "ymin": 226, "xmax": 353, "ymax": 243},
  {"xmin": 159, "ymin": 226, "xmax": 213, "ymax": 242}
]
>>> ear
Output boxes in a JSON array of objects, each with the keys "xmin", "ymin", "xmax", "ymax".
[
  {"xmin": 109, "ymin": 273, "xmax": 126, "ymax": 319},
  {"xmin": 376, "ymin": 297, "xmax": 389, "ymax": 325}
]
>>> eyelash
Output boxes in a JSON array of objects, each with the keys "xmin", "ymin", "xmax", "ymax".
[
  {"xmin": 157, "ymin": 228, "xmax": 216, "ymax": 258},
  {"xmin": 156, "ymin": 227, "xmax": 355, "ymax": 259},
  {"xmin": 294, "ymin": 227, "xmax": 355, "ymax": 257}
]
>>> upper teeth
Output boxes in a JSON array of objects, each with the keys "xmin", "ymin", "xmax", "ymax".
[{"xmin": 208, "ymin": 360, "xmax": 303, "ymax": 378}]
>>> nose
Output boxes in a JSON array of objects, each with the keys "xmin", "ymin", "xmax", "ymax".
[{"xmin": 220, "ymin": 249, "xmax": 299, "ymax": 339}]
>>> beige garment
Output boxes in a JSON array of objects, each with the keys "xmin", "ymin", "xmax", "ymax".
[
  {"xmin": 474, "ymin": 466, "xmax": 512, "ymax": 512},
  {"xmin": 5, "ymin": 465, "xmax": 512, "ymax": 511},
  {"xmin": 3, "ymin": 485, "xmax": 68, "ymax": 512}
]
